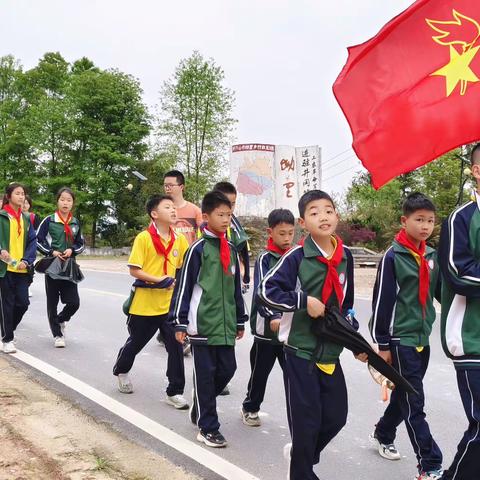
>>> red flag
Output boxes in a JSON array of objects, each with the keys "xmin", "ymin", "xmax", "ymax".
[{"xmin": 333, "ymin": 0, "xmax": 480, "ymax": 189}]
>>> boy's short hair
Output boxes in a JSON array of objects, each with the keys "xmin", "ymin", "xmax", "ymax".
[
  {"xmin": 146, "ymin": 194, "xmax": 173, "ymax": 218},
  {"xmin": 214, "ymin": 181, "xmax": 237, "ymax": 195},
  {"xmin": 402, "ymin": 192, "xmax": 436, "ymax": 216},
  {"xmin": 201, "ymin": 190, "xmax": 231, "ymax": 214},
  {"xmin": 164, "ymin": 170, "xmax": 185, "ymax": 186},
  {"xmin": 268, "ymin": 208, "xmax": 295, "ymax": 228},
  {"xmin": 471, "ymin": 143, "xmax": 480, "ymax": 165},
  {"xmin": 298, "ymin": 190, "xmax": 335, "ymax": 219}
]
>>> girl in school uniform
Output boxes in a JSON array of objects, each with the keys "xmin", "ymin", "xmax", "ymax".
[
  {"xmin": 0, "ymin": 183, "xmax": 37, "ymax": 353},
  {"xmin": 37, "ymin": 187, "xmax": 85, "ymax": 348}
]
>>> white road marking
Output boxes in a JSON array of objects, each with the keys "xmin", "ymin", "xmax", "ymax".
[
  {"xmin": 81, "ymin": 287, "xmax": 126, "ymax": 298},
  {"xmin": 11, "ymin": 350, "xmax": 259, "ymax": 480}
]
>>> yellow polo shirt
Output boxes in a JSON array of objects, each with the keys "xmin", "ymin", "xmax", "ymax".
[
  {"xmin": 127, "ymin": 229, "xmax": 189, "ymax": 316},
  {"xmin": 8, "ymin": 216, "xmax": 27, "ymax": 274}
]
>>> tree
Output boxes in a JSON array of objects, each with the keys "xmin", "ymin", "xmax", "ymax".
[
  {"xmin": 0, "ymin": 55, "xmax": 33, "ymax": 184},
  {"xmin": 157, "ymin": 51, "xmax": 236, "ymax": 202}
]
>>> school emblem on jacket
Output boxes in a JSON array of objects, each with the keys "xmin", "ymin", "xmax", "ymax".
[
  {"xmin": 71, "ymin": 225, "xmax": 78, "ymax": 235},
  {"xmin": 231, "ymin": 265, "xmax": 236, "ymax": 275},
  {"xmin": 339, "ymin": 272, "xmax": 346, "ymax": 285},
  {"xmin": 172, "ymin": 249, "xmax": 179, "ymax": 257},
  {"xmin": 428, "ymin": 259, "xmax": 435, "ymax": 270}
]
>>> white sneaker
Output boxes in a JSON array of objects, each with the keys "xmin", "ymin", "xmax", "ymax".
[
  {"xmin": 414, "ymin": 470, "xmax": 443, "ymax": 480},
  {"xmin": 369, "ymin": 431, "xmax": 401, "ymax": 460},
  {"xmin": 117, "ymin": 374, "xmax": 133, "ymax": 394},
  {"xmin": 54, "ymin": 336, "xmax": 66, "ymax": 348},
  {"xmin": 166, "ymin": 394, "xmax": 189, "ymax": 410},
  {"xmin": 241, "ymin": 408, "xmax": 261, "ymax": 426},
  {"xmin": 2, "ymin": 341, "xmax": 16, "ymax": 354}
]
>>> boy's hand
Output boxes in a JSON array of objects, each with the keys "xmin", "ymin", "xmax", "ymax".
[
  {"xmin": 175, "ymin": 332, "xmax": 187, "ymax": 344},
  {"xmin": 62, "ymin": 248, "xmax": 73, "ymax": 258},
  {"xmin": 17, "ymin": 261, "xmax": 27, "ymax": 271},
  {"xmin": 355, "ymin": 352, "xmax": 368, "ymax": 363},
  {"xmin": 378, "ymin": 349, "xmax": 392, "ymax": 365},
  {"xmin": 52, "ymin": 250, "xmax": 64, "ymax": 258},
  {"xmin": 0, "ymin": 250, "xmax": 11, "ymax": 263},
  {"xmin": 307, "ymin": 296, "xmax": 326, "ymax": 318},
  {"xmin": 270, "ymin": 319, "xmax": 281, "ymax": 332},
  {"xmin": 236, "ymin": 330, "xmax": 244, "ymax": 340}
]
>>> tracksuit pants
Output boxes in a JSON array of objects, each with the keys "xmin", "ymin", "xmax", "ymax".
[
  {"xmin": 283, "ymin": 353, "xmax": 348, "ymax": 480},
  {"xmin": 45, "ymin": 275, "xmax": 80, "ymax": 338},
  {"xmin": 441, "ymin": 368, "xmax": 480, "ymax": 480},
  {"xmin": 191, "ymin": 344, "xmax": 236, "ymax": 433},
  {"xmin": 113, "ymin": 313, "xmax": 185, "ymax": 396},
  {"xmin": 374, "ymin": 345, "xmax": 442, "ymax": 473},
  {"xmin": 0, "ymin": 272, "xmax": 30, "ymax": 342},
  {"xmin": 242, "ymin": 340, "xmax": 284, "ymax": 413}
]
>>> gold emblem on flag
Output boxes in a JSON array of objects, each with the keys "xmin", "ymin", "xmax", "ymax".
[{"xmin": 426, "ymin": 10, "xmax": 480, "ymax": 96}]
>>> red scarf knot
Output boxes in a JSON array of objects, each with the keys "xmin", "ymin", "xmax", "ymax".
[
  {"xmin": 266, "ymin": 237, "xmax": 289, "ymax": 256},
  {"xmin": 56, "ymin": 211, "xmax": 74, "ymax": 243},
  {"xmin": 147, "ymin": 224, "xmax": 175, "ymax": 275},
  {"xmin": 315, "ymin": 235, "xmax": 345, "ymax": 306},
  {"xmin": 3, "ymin": 205, "xmax": 22, "ymax": 237},
  {"xmin": 395, "ymin": 228, "xmax": 430, "ymax": 318}
]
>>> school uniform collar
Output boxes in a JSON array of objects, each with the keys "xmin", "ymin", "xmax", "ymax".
[
  {"xmin": 55, "ymin": 211, "xmax": 73, "ymax": 224},
  {"xmin": 302, "ymin": 234, "xmax": 342, "ymax": 259}
]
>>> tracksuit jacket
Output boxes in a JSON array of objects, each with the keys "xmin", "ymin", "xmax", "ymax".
[
  {"xmin": 172, "ymin": 229, "xmax": 248, "ymax": 345},
  {"xmin": 438, "ymin": 194, "xmax": 480, "ymax": 369},
  {"xmin": 0, "ymin": 211, "xmax": 37, "ymax": 277},
  {"xmin": 36, "ymin": 213, "xmax": 85, "ymax": 256},
  {"xmin": 369, "ymin": 240, "xmax": 439, "ymax": 350},
  {"xmin": 257, "ymin": 234, "xmax": 354, "ymax": 363},
  {"xmin": 228, "ymin": 214, "xmax": 250, "ymax": 284},
  {"xmin": 251, "ymin": 249, "xmax": 282, "ymax": 344}
]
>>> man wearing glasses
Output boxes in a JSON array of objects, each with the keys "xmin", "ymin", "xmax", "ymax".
[{"xmin": 163, "ymin": 170, "xmax": 203, "ymax": 246}]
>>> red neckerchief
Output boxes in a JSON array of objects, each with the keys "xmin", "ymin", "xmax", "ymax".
[
  {"xmin": 266, "ymin": 237, "xmax": 289, "ymax": 256},
  {"xmin": 56, "ymin": 211, "xmax": 74, "ymax": 242},
  {"xmin": 147, "ymin": 223, "xmax": 175, "ymax": 274},
  {"xmin": 315, "ymin": 235, "xmax": 345, "ymax": 306},
  {"xmin": 208, "ymin": 228, "xmax": 231, "ymax": 274},
  {"xmin": 395, "ymin": 228, "xmax": 430, "ymax": 318},
  {"xmin": 3, "ymin": 204, "xmax": 22, "ymax": 237}
]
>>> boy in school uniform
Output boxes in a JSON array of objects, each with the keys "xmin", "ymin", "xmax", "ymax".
[
  {"xmin": 369, "ymin": 192, "xmax": 443, "ymax": 480},
  {"xmin": 258, "ymin": 190, "xmax": 366, "ymax": 480},
  {"xmin": 213, "ymin": 182, "xmax": 250, "ymax": 288},
  {"xmin": 172, "ymin": 190, "xmax": 248, "ymax": 447},
  {"xmin": 241, "ymin": 208, "xmax": 295, "ymax": 427},
  {"xmin": 113, "ymin": 195, "xmax": 189, "ymax": 410},
  {"xmin": 437, "ymin": 144, "xmax": 480, "ymax": 480}
]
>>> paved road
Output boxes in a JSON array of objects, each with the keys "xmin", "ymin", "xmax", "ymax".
[{"xmin": 10, "ymin": 270, "xmax": 466, "ymax": 480}]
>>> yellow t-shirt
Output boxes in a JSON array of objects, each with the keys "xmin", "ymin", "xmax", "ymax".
[
  {"xmin": 8, "ymin": 216, "xmax": 27, "ymax": 274},
  {"xmin": 127, "ymin": 229, "xmax": 189, "ymax": 316}
]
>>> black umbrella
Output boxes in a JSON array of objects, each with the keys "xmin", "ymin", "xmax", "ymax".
[{"xmin": 311, "ymin": 306, "xmax": 418, "ymax": 395}]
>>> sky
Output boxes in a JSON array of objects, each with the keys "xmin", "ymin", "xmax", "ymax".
[{"xmin": 1, "ymin": 0, "xmax": 414, "ymax": 195}]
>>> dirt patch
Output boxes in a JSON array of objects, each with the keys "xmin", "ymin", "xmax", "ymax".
[
  {"xmin": 354, "ymin": 268, "xmax": 376, "ymax": 297},
  {"xmin": 0, "ymin": 357, "xmax": 199, "ymax": 480}
]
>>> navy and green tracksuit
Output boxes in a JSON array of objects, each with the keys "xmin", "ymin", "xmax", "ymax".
[
  {"xmin": 242, "ymin": 249, "xmax": 285, "ymax": 414},
  {"xmin": 438, "ymin": 193, "xmax": 480, "ymax": 479},
  {"xmin": 258, "ymin": 235, "xmax": 353, "ymax": 480},
  {"xmin": 0, "ymin": 211, "xmax": 37, "ymax": 343},
  {"xmin": 37, "ymin": 213, "xmax": 85, "ymax": 338},
  {"xmin": 369, "ymin": 239, "xmax": 442, "ymax": 472},
  {"xmin": 173, "ymin": 228, "xmax": 248, "ymax": 434}
]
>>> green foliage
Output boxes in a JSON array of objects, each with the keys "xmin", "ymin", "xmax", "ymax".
[
  {"xmin": 344, "ymin": 149, "xmax": 471, "ymax": 250},
  {"xmin": 157, "ymin": 51, "xmax": 236, "ymax": 203}
]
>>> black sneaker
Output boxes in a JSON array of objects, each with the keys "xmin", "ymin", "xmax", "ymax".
[
  {"xmin": 189, "ymin": 389, "xmax": 198, "ymax": 425},
  {"xmin": 197, "ymin": 430, "xmax": 227, "ymax": 448}
]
